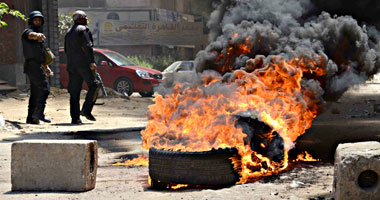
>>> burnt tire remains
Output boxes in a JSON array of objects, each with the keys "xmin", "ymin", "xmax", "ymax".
[
  {"xmin": 235, "ymin": 113, "xmax": 285, "ymax": 163},
  {"xmin": 139, "ymin": 91, "xmax": 154, "ymax": 97},
  {"xmin": 149, "ymin": 147, "xmax": 240, "ymax": 188}
]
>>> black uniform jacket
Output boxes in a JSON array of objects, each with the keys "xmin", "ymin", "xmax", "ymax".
[
  {"xmin": 64, "ymin": 24, "xmax": 95, "ymax": 71},
  {"xmin": 22, "ymin": 27, "xmax": 44, "ymax": 63}
]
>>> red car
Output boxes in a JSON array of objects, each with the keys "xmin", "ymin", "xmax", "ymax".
[{"xmin": 59, "ymin": 48, "xmax": 162, "ymax": 97}]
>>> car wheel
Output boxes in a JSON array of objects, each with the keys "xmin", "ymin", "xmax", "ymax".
[
  {"xmin": 149, "ymin": 147, "xmax": 240, "ymax": 189},
  {"xmin": 139, "ymin": 91, "xmax": 154, "ymax": 98},
  {"xmin": 114, "ymin": 77, "xmax": 133, "ymax": 96}
]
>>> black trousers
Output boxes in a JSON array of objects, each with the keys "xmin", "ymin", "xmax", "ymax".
[
  {"xmin": 67, "ymin": 66, "xmax": 99, "ymax": 121},
  {"xmin": 25, "ymin": 61, "xmax": 50, "ymax": 120}
]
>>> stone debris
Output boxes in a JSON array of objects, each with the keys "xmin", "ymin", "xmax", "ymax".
[
  {"xmin": 290, "ymin": 180, "xmax": 305, "ymax": 189},
  {"xmin": 11, "ymin": 140, "xmax": 98, "ymax": 192},
  {"xmin": 0, "ymin": 115, "xmax": 4, "ymax": 128}
]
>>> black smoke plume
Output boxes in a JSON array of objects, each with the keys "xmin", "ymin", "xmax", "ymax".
[
  {"xmin": 311, "ymin": 0, "xmax": 380, "ymax": 26},
  {"xmin": 196, "ymin": 0, "xmax": 380, "ymax": 101}
]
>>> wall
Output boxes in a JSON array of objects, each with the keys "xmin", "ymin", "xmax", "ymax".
[
  {"xmin": 105, "ymin": 0, "xmax": 191, "ymax": 13},
  {"xmin": 0, "ymin": 0, "xmax": 29, "ymax": 87},
  {"xmin": 105, "ymin": 0, "xmax": 151, "ymax": 8},
  {"xmin": 0, "ymin": 13, "xmax": 17, "ymax": 65},
  {"xmin": 42, "ymin": 0, "xmax": 60, "ymax": 87},
  {"xmin": 151, "ymin": 0, "xmax": 191, "ymax": 13},
  {"xmin": 58, "ymin": 0, "xmax": 105, "ymax": 8}
]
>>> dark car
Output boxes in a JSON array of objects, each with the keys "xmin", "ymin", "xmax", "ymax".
[{"xmin": 59, "ymin": 48, "xmax": 162, "ymax": 97}]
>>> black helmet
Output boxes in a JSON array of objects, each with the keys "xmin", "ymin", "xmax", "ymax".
[
  {"xmin": 72, "ymin": 10, "xmax": 87, "ymax": 21},
  {"xmin": 28, "ymin": 11, "xmax": 44, "ymax": 25}
]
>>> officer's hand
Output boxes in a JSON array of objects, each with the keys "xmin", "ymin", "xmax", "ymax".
[
  {"xmin": 42, "ymin": 65, "xmax": 53, "ymax": 77},
  {"xmin": 90, "ymin": 63, "xmax": 97, "ymax": 71},
  {"xmin": 37, "ymin": 33, "xmax": 46, "ymax": 43},
  {"xmin": 46, "ymin": 69, "xmax": 54, "ymax": 77}
]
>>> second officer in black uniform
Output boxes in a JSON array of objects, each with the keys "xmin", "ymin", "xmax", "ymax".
[{"xmin": 64, "ymin": 10, "xmax": 99, "ymax": 124}]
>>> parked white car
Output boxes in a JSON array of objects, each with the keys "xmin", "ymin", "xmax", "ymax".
[{"xmin": 162, "ymin": 61, "xmax": 197, "ymax": 87}]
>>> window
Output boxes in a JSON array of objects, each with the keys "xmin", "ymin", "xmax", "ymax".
[
  {"xmin": 94, "ymin": 52, "xmax": 113, "ymax": 67},
  {"xmin": 107, "ymin": 12, "xmax": 119, "ymax": 20},
  {"xmin": 103, "ymin": 52, "xmax": 136, "ymax": 66},
  {"xmin": 177, "ymin": 62, "xmax": 194, "ymax": 71}
]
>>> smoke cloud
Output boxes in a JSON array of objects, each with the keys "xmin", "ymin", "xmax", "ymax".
[
  {"xmin": 195, "ymin": 0, "xmax": 380, "ymax": 100},
  {"xmin": 311, "ymin": 0, "xmax": 380, "ymax": 25}
]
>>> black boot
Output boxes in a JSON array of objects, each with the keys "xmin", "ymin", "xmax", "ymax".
[
  {"xmin": 26, "ymin": 117, "xmax": 40, "ymax": 124},
  {"xmin": 71, "ymin": 119, "xmax": 83, "ymax": 125},
  {"xmin": 80, "ymin": 111, "xmax": 96, "ymax": 121},
  {"xmin": 39, "ymin": 114, "xmax": 51, "ymax": 123}
]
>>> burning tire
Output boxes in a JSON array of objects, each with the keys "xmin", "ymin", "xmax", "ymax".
[
  {"xmin": 235, "ymin": 112, "xmax": 285, "ymax": 163},
  {"xmin": 149, "ymin": 147, "xmax": 240, "ymax": 189}
]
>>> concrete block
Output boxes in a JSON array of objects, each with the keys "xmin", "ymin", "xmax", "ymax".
[
  {"xmin": 11, "ymin": 140, "xmax": 97, "ymax": 192},
  {"xmin": 334, "ymin": 141, "xmax": 380, "ymax": 200}
]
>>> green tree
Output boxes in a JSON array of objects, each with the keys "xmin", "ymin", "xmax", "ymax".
[
  {"xmin": 0, "ymin": 2, "xmax": 26, "ymax": 28},
  {"xmin": 58, "ymin": 13, "xmax": 72, "ymax": 46},
  {"xmin": 190, "ymin": 0, "xmax": 214, "ymax": 22}
]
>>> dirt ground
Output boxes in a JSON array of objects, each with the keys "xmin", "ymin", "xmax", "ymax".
[{"xmin": 1, "ymin": 75, "xmax": 380, "ymax": 200}]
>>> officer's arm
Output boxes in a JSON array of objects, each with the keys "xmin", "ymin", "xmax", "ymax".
[
  {"xmin": 28, "ymin": 32, "xmax": 46, "ymax": 42},
  {"xmin": 81, "ymin": 30, "xmax": 95, "ymax": 64}
]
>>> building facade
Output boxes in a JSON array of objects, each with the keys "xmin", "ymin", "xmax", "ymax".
[
  {"xmin": 0, "ymin": 0, "xmax": 60, "ymax": 88},
  {"xmin": 59, "ymin": 0, "xmax": 208, "ymax": 59}
]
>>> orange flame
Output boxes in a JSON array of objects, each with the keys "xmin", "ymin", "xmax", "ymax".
[
  {"xmin": 170, "ymin": 184, "xmax": 189, "ymax": 190},
  {"xmin": 142, "ymin": 43, "xmax": 326, "ymax": 183},
  {"xmin": 217, "ymin": 34, "xmax": 253, "ymax": 73},
  {"xmin": 113, "ymin": 154, "xmax": 149, "ymax": 166},
  {"xmin": 294, "ymin": 151, "xmax": 320, "ymax": 162},
  {"xmin": 148, "ymin": 176, "xmax": 189, "ymax": 189}
]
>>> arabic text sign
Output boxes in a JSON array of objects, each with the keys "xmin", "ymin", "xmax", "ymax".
[{"xmin": 99, "ymin": 21, "xmax": 203, "ymax": 46}]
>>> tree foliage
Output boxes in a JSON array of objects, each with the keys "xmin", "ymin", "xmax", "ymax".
[
  {"xmin": 58, "ymin": 13, "xmax": 73, "ymax": 46},
  {"xmin": 0, "ymin": 2, "xmax": 26, "ymax": 28},
  {"xmin": 127, "ymin": 54, "xmax": 185, "ymax": 72},
  {"xmin": 190, "ymin": 0, "xmax": 214, "ymax": 17}
]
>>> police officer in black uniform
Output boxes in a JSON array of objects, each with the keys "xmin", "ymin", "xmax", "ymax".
[
  {"xmin": 64, "ymin": 10, "xmax": 99, "ymax": 124},
  {"xmin": 21, "ymin": 11, "xmax": 53, "ymax": 124}
]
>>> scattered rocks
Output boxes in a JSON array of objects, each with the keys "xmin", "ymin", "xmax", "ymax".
[
  {"xmin": 290, "ymin": 180, "xmax": 305, "ymax": 188},
  {"xmin": 270, "ymin": 192, "xmax": 279, "ymax": 196},
  {"xmin": 0, "ymin": 115, "xmax": 4, "ymax": 128}
]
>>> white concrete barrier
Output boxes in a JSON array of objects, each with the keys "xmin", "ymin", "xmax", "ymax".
[
  {"xmin": 11, "ymin": 140, "xmax": 97, "ymax": 192},
  {"xmin": 334, "ymin": 141, "xmax": 380, "ymax": 200}
]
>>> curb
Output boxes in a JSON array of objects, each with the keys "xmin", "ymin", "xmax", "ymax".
[
  {"xmin": 1, "ymin": 127, "xmax": 146, "ymax": 142},
  {"xmin": 65, "ymin": 126, "xmax": 146, "ymax": 135}
]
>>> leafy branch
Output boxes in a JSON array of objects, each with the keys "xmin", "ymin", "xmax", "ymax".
[
  {"xmin": 58, "ymin": 13, "xmax": 73, "ymax": 46},
  {"xmin": 0, "ymin": 2, "xmax": 26, "ymax": 28}
]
